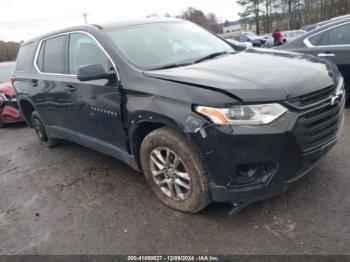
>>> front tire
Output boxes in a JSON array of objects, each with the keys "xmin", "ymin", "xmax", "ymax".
[
  {"xmin": 31, "ymin": 111, "xmax": 59, "ymax": 148},
  {"xmin": 140, "ymin": 127, "xmax": 211, "ymax": 213}
]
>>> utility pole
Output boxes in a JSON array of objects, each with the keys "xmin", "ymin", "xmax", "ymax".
[{"xmin": 82, "ymin": 12, "xmax": 89, "ymax": 24}]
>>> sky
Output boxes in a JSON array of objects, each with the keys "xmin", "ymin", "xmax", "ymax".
[{"xmin": 0, "ymin": 0, "xmax": 240, "ymax": 41}]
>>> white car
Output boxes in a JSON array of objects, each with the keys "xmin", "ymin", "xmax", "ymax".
[{"xmin": 225, "ymin": 38, "xmax": 252, "ymax": 49}]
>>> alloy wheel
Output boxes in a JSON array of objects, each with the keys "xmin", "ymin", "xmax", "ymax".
[{"xmin": 149, "ymin": 147, "xmax": 191, "ymax": 201}]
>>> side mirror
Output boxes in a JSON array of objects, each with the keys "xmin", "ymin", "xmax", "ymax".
[{"xmin": 77, "ymin": 63, "xmax": 115, "ymax": 82}]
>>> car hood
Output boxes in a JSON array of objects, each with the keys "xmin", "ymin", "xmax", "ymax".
[
  {"xmin": 144, "ymin": 49, "xmax": 336, "ymax": 102},
  {"xmin": 0, "ymin": 82, "xmax": 15, "ymax": 96}
]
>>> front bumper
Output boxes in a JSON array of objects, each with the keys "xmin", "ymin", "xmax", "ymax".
[
  {"xmin": 0, "ymin": 102, "xmax": 22, "ymax": 124},
  {"xmin": 209, "ymin": 138, "xmax": 335, "ymax": 203},
  {"xmin": 191, "ymin": 95, "xmax": 345, "ymax": 204}
]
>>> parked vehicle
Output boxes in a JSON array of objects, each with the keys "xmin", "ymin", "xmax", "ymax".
[
  {"xmin": 225, "ymin": 38, "xmax": 252, "ymax": 49},
  {"xmin": 283, "ymin": 30, "xmax": 306, "ymax": 42},
  {"xmin": 301, "ymin": 24, "xmax": 318, "ymax": 32},
  {"xmin": 301, "ymin": 14, "xmax": 350, "ymax": 32},
  {"xmin": 277, "ymin": 18, "xmax": 350, "ymax": 99},
  {"xmin": 240, "ymin": 32, "xmax": 266, "ymax": 47},
  {"xmin": 263, "ymin": 34, "xmax": 275, "ymax": 48},
  {"xmin": 0, "ymin": 62, "xmax": 23, "ymax": 127},
  {"xmin": 14, "ymin": 19, "xmax": 345, "ymax": 213}
]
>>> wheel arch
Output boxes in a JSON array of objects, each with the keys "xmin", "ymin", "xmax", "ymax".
[
  {"xmin": 18, "ymin": 97, "xmax": 37, "ymax": 127},
  {"xmin": 128, "ymin": 112, "xmax": 185, "ymax": 165}
]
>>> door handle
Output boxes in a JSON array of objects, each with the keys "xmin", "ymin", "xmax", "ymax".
[
  {"xmin": 31, "ymin": 79, "xmax": 38, "ymax": 87},
  {"xmin": 318, "ymin": 53, "xmax": 335, "ymax": 57},
  {"xmin": 64, "ymin": 85, "xmax": 76, "ymax": 91}
]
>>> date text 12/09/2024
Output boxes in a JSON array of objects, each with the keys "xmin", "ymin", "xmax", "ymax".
[{"xmin": 127, "ymin": 256, "xmax": 219, "ymax": 261}]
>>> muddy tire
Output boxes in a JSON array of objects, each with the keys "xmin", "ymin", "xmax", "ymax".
[
  {"xmin": 140, "ymin": 127, "xmax": 211, "ymax": 213},
  {"xmin": 31, "ymin": 111, "xmax": 59, "ymax": 148}
]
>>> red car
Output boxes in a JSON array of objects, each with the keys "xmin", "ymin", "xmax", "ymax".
[{"xmin": 0, "ymin": 62, "xmax": 23, "ymax": 127}]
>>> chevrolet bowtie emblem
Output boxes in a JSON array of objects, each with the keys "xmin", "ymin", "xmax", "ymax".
[{"xmin": 330, "ymin": 94, "xmax": 341, "ymax": 106}]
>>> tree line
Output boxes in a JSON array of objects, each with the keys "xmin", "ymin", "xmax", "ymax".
[
  {"xmin": 238, "ymin": 0, "xmax": 350, "ymax": 34},
  {"xmin": 0, "ymin": 41, "xmax": 21, "ymax": 62},
  {"xmin": 146, "ymin": 7, "xmax": 223, "ymax": 33},
  {"xmin": 177, "ymin": 7, "xmax": 223, "ymax": 34}
]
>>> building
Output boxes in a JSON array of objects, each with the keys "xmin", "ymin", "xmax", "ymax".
[
  {"xmin": 220, "ymin": 20, "xmax": 257, "ymax": 38},
  {"xmin": 222, "ymin": 21, "xmax": 241, "ymax": 34}
]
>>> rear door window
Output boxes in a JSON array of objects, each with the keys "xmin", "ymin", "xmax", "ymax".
[
  {"xmin": 324, "ymin": 23, "xmax": 350, "ymax": 46},
  {"xmin": 37, "ymin": 35, "xmax": 67, "ymax": 74}
]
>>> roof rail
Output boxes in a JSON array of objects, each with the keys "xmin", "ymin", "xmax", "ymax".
[{"xmin": 90, "ymin": 24, "xmax": 104, "ymax": 30}]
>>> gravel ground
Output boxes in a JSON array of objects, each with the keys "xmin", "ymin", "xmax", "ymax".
[{"xmin": 0, "ymin": 110, "xmax": 349, "ymax": 255}]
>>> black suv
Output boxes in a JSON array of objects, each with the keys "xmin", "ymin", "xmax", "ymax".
[{"xmin": 14, "ymin": 18, "xmax": 345, "ymax": 213}]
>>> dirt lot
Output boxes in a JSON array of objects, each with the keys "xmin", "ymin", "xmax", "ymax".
[{"xmin": 0, "ymin": 110, "xmax": 349, "ymax": 255}]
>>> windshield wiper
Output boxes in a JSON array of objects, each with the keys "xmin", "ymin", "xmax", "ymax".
[
  {"xmin": 149, "ymin": 51, "xmax": 233, "ymax": 70},
  {"xmin": 194, "ymin": 51, "xmax": 232, "ymax": 64},
  {"xmin": 150, "ymin": 62, "xmax": 193, "ymax": 70}
]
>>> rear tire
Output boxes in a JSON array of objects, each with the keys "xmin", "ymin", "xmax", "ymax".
[
  {"xmin": 31, "ymin": 111, "xmax": 59, "ymax": 148},
  {"xmin": 140, "ymin": 127, "xmax": 211, "ymax": 213}
]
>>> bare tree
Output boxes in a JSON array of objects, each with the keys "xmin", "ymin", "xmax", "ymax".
[
  {"xmin": 237, "ymin": 0, "xmax": 262, "ymax": 34},
  {"xmin": 238, "ymin": 0, "xmax": 350, "ymax": 34},
  {"xmin": 0, "ymin": 41, "xmax": 20, "ymax": 62},
  {"xmin": 178, "ymin": 7, "xmax": 223, "ymax": 33}
]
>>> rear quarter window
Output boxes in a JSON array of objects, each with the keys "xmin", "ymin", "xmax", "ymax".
[
  {"xmin": 36, "ymin": 41, "xmax": 45, "ymax": 71},
  {"xmin": 15, "ymin": 43, "xmax": 34, "ymax": 71}
]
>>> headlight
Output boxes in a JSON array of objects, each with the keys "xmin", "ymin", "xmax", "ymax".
[{"xmin": 195, "ymin": 103, "xmax": 287, "ymax": 125}]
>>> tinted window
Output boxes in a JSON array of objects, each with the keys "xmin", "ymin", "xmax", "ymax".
[
  {"xmin": 15, "ymin": 43, "xmax": 34, "ymax": 71},
  {"xmin": 37, "ymin": 41, "xmax": 45, "ymax": 71},
  {"xmin": 308, "ymin": 32, "xmax": 325, "ymax": 46},
  {"xmin": 326, "ymin": 23, "xmax": 350, "ymax": 45},
  {"xmin": 41, "ymin": 35, "xmax": 66, "ymax": 74},
  {"xmin": 68, "ymin": 33, "xmax": 111, "ymax": 75}
]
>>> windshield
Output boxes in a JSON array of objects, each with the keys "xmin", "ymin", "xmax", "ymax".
[
  {"xmin": 105, "ymin": 21, "xmax": 235, "ymax": 69},
  {"xmin": 0, "ymin": 62, "xmax": 15, "ymax": 83}
]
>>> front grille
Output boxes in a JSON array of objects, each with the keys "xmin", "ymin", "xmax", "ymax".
[
  {"xmin": 288, "ymin": 85, "xmax": 335, "ymax": 109},
  {"xmin": 288, "ymin": 80, "xmax": 345, "ymax": 152},
  {"xmin": 293, "ymin": 98, "xmax": 344, "ymax": 152}
]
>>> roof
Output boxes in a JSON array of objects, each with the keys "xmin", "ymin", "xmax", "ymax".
[
  {"xmin": 22, "ymin": 18, "xmax": 184, "ymax": 45},
  {"xmin": 100, "ymin": 18, "xmax": 182, "ymax": 29},
  {"xmin": 23, "ymin": 24, "xmax": 95, "ymax": 44},
  {"xmin": 314, "ymin": 16, "xmax": 350, "ymax": 31}
]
